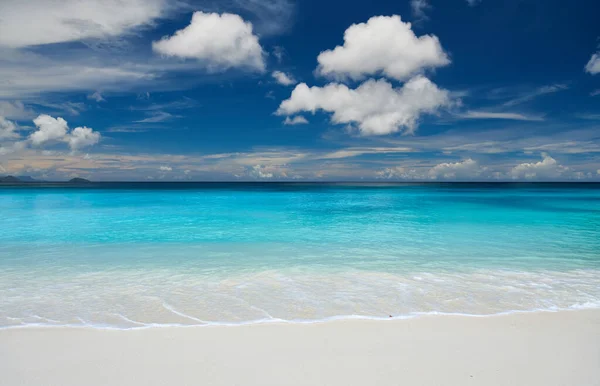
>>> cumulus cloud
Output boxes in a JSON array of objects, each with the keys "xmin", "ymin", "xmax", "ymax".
[
  {"xmin": 272, "ymin": 71, "xmax": 296, "ymax": 86},
  {"xmin": 68, "ymin": 127, "xmax": 101, "ymax": 150},
  {"xmin": 249, "ymin": 164, "xmax": 274, "ymax": 178},
  {"xmin": 276, "ymin": 76, "xmax": 451, "ymax": 135},
  {"xmin": 376, "ymin": 166, "xmax": 420, "ymax": 179},
  {"xmin": 510, "ymin": 153, "xmax": 568, "ymax": 180},
  {"xmin": 283, "ymin": 116, "xmax": 308, "ymax": 125},
  {"xmin": 585, "ymin": 52, "xmax": 600, "ymax": 75},
  {"xmin": 459, "ymin": 111, "xmax": 544, "ymax": 121},
  {"xmin": 159, "ymin": 166, "xmax": 172, "ymax": 172},
  {"xmin": 30, "ymin": 115, "xmax": 69, "ymax": 146},
  {"xmin": 0, "ymin": 116, "xmax": 20, "ymax": 140},
  {"xmin": 316, "ymin": 15, "xmax": 449, "ymax": 81},
  {"xmin": 152, "ymin": 11, "xmax": 265, "ymax": 72},
  {"xmin": 0, "ymin": 0, "xmax": 169, "ymax": 48},
  {"xmin": 29, "ymin": 114, "xmax": 100, "ymax": 150},
  {"xmin": 428, "ymin": 158, "xmax": 485, "ymax": 179}
]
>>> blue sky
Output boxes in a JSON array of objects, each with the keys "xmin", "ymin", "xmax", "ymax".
[{"xmin": 0, "ymin": 0, "xmax": 599, "ymax": 181}]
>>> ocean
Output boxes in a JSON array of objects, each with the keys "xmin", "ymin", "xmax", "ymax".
[{"xmin": 1, "ymin": 183, "xmax": 599, "ymax": 328}]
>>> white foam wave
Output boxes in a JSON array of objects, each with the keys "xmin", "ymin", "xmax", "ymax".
[{"xmin": 2, "ymin": 302, "xmax": 599, "ymax": 331}]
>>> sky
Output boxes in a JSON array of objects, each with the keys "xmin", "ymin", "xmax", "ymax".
[{"xmin": 0, "ymin": 0, "xmax": 599, "ymax": 181}]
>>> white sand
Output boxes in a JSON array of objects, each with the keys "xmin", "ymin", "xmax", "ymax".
[{"xmin": 1, "ymin": 310, "xmax": 599, "ymax": 386}]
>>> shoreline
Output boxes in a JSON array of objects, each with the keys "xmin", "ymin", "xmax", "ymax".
[
  {"xmin": 2, "ymin": 305, "xmax": 600, "ymax": 331},
  {"xmin": 2, "ymin": 309, "xmax": 599, "ymax": 386}
]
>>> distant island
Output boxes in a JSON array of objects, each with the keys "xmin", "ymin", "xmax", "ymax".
[
  {"xmin": 0, "ymin": 175, "xmax": 22, "ymax": 183},
  {"xmin": 0, "ymin": 176, "xmax": 91, "ymax": 184},
  {"xmin": 68, "ymin": 177, "xmax": 91, "ymax": 184}
]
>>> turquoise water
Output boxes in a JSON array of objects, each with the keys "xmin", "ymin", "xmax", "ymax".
[{"xmin": 1, "ymin": 183, "xmax": 599, "ymax": 328}]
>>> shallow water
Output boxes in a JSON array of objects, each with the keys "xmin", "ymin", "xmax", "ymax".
[{"xmin": 1, "ymin": 183, "xmax": 599, "ymax": 328}]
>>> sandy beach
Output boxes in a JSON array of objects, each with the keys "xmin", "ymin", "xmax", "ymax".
[{"xmin": 1, "ymin": 310, "xmax": 599, "ymax": 386}]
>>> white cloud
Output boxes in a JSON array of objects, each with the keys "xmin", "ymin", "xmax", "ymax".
[
  {"xmin": 585, "ymin": 52, "xmax": 600, "ymax": 75},
  {"xmin": 272, "ymin": 71, "xmax": 296, "ymax": 86},
  {"xmin": 29, "ymin": 114, "xmax": 100, "ymax": 150},
  {"xmin": 130, "ymin": 98, "xmax": 197, "ymax": 112},
  {"xmin": 232, "ymin": 0, "xmax": 295, "ymax": 36},
  {"xmin": 272, "ymin": 46, "xmax": 286, "ymax": 63},
  {"xmin": 152, "ymin": 11, "xmax": 265, "ymax": 72},
  {"xmin": 502, "ymin": 84, "xmax": 568, "ymax": 107},
  {"xmin": 322, "ymin": 147, "xmax": 413, "ymax": 159},
  {"xmin": 0, "ymin": 101, "xmax": 35, "ymax": 120},
  {"xmin": 0, "ymin": 48, "xmax": 157, "ymax": 99},
  {"xmin": 316, "ymin": 15, "xmax": 450, "ymax": 81},
  {"xmin": 68, "ymin": 127, "xmax": 101, "ymax": 150},
  {"xmin": 411, "ymin": 0, "xmax": 431, "ymax": 22},
  {"xmin": 510, "ymin": 153, "xmax": 568, "ymax": 180},
  {"xmin": 0, "ymin": 116, "xmax": 20, "ymax": 140},
  {"xmin": 30, "ymin": 115, "xmax": 69, "ymax": 146},
  {"xmin": 459, "ymin": 111, "xmax": 544, "ymax": 121},
  {"xmin": 591, "ymin": 89, "xmax": 600, "ymax": 97},
  {"xmin": 249, "ymin": 164, "xmax": 273, "ymax": 178},
  {"xmin": 0, "ymin": 141, "xmax": 25, "ymax": 156},
  {"xmin": 283, "ymin": 116, "xmax": 308, "ymax": 125},
  {"xmin": 0, "ymin": 2, "xmax": 288, "ymax": 100},
  {"xmin": 135, "ymin": 111, "xmax": 176, "ymax": 123},
  {"xmin": 575, "ymin": 113, "xmax": 600, "ymax": 121},
  {"xmin": 159, "ymin": 166, "xmax": 172, "ymax": 172},
  {"xmin": 573, "ymin": 171, "xmax": 593, "ymax": 180},
  {"xmin": 276, "ymin": 76, "xmax": 451, "ymax": 135},
  {"xmin": 376, "ymin": 166, "xmax": 420, "ymax": 179},
  {"xmin": 3, "ymin": 141, "xmax": 600, "ymax": 182},
  {"xmin": 466, "ymin": 0, "xmax": 481, "ymax": 6},
  {"xmin": 0, "ymin": 0, "xmax": 169, "ymax": 48},
  {"xmin": 35, "ymin": 101, "xmax": 86, "ymax": 116},
  {"xmin": 88, "ymin": 91, "xmax": 105, "ymax": 102},
  {"xmin": 428, "ymin": 158, "xmax": 485, "ymax": 179}
]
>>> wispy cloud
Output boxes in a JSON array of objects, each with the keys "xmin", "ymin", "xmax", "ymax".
[
  {"xmin": 0, "ymin": 47, "xmax": 159, "ymax": 99},
  {"xmin": 0, "ymin": 101, "xmax": 35, "ymax": 120},
  {"xmin": 502, "ymin": 84, "xmax": 568, "ymax": 107},
  {"xmin": 230, "ymin": 0, "xmax": 296, "ymax": 36},
  {"xmin": 87, "ymin": 91, "xmax": 105, "ymax": 102},
  {"xmin": 129, "ymin": 97, "xmax": 198, "ymax": 112},
  {"xmin": 411, "ymin": 0, "xmax": 431, "ymax": 22},
  {"xmin": 283, "ymin": 116, "xmax": 308, "ymax": 125},
  {"xmin": 458, "ymin": 111, "xmax": 544, "ymax": 121},
  {"xmin": 0, "ymin": 0, "xmax": 172, "ymax": 48},
  {"xmin": 575, "ymin": 113, "xmax": 600, "ymax": 121},
  {"xmin": 32, "ymin": 101, "xmax": 86, "ymax": 116},
  {"xmin": 134, "ymin": 111, "xmax": 179, "ymax": 123}
]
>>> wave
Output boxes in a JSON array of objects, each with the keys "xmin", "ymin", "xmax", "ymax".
[{"xmin": 3, "ymin": 301, "xmax": 599, "ymax": 331}]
